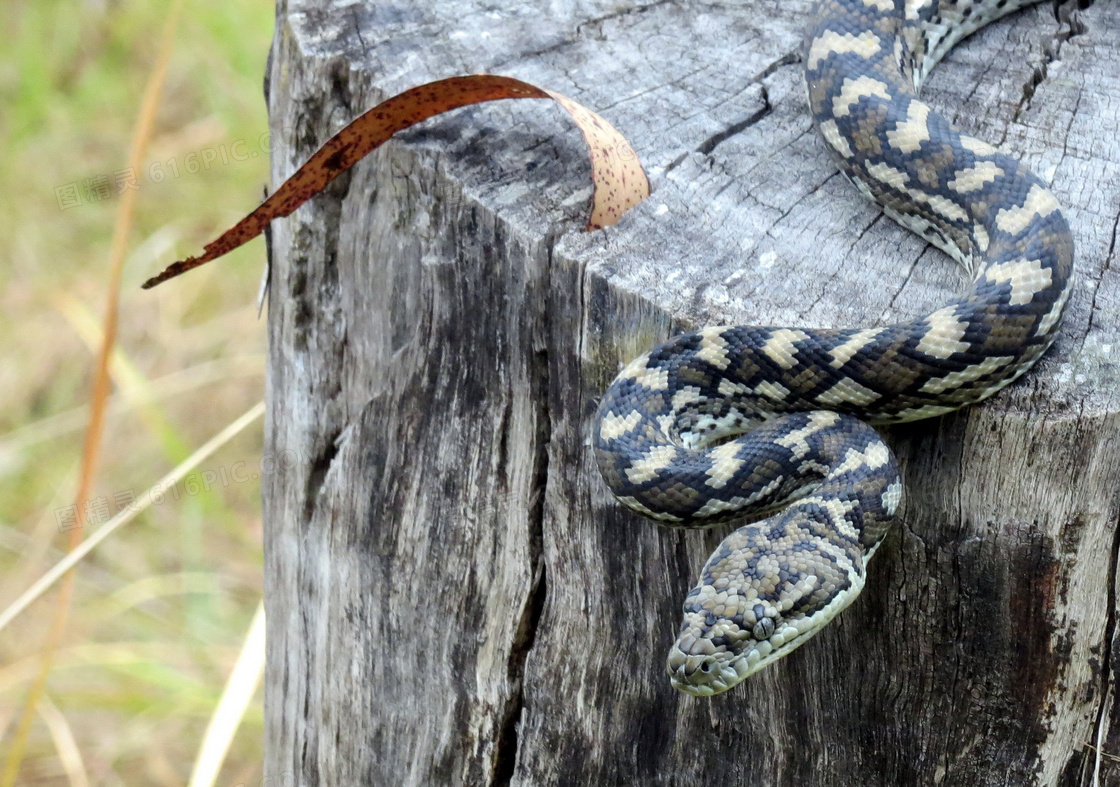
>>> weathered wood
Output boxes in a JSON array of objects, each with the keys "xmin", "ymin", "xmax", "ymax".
[{"xmin": 261, "ymin": 1, "xmax": 1120, "ymax": 784}]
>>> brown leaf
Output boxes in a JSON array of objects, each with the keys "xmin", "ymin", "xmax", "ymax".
[{"xmin": 142, "ymin": 74, "xmax": 649, "ymax": 289}]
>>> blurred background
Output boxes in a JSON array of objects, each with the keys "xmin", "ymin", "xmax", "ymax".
[{"xmin": 1, "ymin": 0, "xmax": 276, "ymax": 783}]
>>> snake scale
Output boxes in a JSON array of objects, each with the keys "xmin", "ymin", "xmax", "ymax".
[{"xmin": 593, "ymin": 0, "xmax": 1074, "ymax": 697}]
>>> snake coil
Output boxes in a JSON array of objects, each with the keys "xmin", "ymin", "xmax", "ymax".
[{"xmin": 594, "ymin": 0, "xmax": 1074, "ymax": 696}]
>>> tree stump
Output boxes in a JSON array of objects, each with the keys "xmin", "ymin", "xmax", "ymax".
[{"xmin": 261, "ymin": 1, "xmax": 1120, "ymax": 784}]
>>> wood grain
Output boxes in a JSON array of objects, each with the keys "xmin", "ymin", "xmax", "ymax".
[{"xmin": 262, "ymin": 1, "xmax": 1120, "ymax": 784}]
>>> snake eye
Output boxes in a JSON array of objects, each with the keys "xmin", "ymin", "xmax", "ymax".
[{"xmin": 752, "ymin": 618, "xmax": 775, "ymax": 640}]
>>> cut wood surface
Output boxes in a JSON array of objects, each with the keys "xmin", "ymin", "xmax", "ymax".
[{"xmin": 261, "ymin": 1, "xmax": 1120, "ymax": 784}]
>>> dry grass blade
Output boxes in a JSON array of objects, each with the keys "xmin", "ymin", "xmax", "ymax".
[
  {"xmin": 0, "ymin": 355, "xmax": 265, "ymax": 459},
  {"xmin": 0, "ymin": 3, "xmax": 184, "ymax": 784},
  {"xmin": 1083, "ymin": 741, "xmax": 1120, "ymax": 763},
  {"xmin": 0, "ymin": 401, "xmax": 264, "ymax": 636},
  {"xmin": 1084, "ymin": 737, "xmax": 1120, "ymax": 786},
  {"xmin": 53, "ymin": 291, "xmax": 192, "ymax": 461},
  {"xmin": 142, "ymin": 74, "xmax": 649, "ymax": 288},
  {"xmin": 98, "ymin": 572, "xmax": 227, "ymax": 623},
  {"xmin": 36, "ymin": 696, "xmax": 90, "ymax": 787},
  {"xmin": 0, "ymin": 641, "xmax": 236, "ymax": 697},
  {"xmin": 187, "ymin": 601, "xmax": 266, "ymax": 787},
  {"xmin": 0, "ymin": 464, "xmax": 78, "ymax": 611}
]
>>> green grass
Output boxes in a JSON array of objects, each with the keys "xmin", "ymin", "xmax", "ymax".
[{"xmin": 0, "ymin": 1, "xmax": 276, "ymax": 783}]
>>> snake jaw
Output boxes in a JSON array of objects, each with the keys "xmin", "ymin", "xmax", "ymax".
[
  {"xmin": 667, "ymin": 620, "xmax": 794, "ymax": 697},
  {"xmin": 666, "ymin": 643, "xmax": 744, "ymax": 697},
  {"xmin": 667, "ymin": 542, "xmax": 877, "ymax": 696},
  {"xmin": 667, "ymin": 606, "xmax": 847, "ymax": 697}
]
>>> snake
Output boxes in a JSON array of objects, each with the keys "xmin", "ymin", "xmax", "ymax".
[{"xmin": 593, "ymin": 0, "xmax": 1075, "ymax": 697}]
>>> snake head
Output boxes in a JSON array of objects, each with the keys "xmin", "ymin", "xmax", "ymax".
[
  {"xmin": 666, "ymin": 517, "xmax": 871, "ymax": 697},
  {"xmin": 666, "ymin": 594, "xmax": 823, "ymax": 697}
]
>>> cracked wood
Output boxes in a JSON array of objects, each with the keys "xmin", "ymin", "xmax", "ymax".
[{"xmin": 262, "ymin": 0, "xmax": 1120, "ymax": 785}]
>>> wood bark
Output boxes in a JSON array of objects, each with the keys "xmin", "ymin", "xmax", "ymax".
[{"xmin": 261, "ymin": 1, "xmax": 1120, "ymax": 784}]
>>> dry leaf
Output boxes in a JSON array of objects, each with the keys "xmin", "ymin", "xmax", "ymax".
[{"xmin": 143, "ymin": 74, "xmax": 649, "ymax": 289}]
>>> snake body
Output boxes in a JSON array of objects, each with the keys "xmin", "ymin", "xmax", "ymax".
[{"xmin": 594, "ymin": 0, "xmax": 1074, "ymax": 696}]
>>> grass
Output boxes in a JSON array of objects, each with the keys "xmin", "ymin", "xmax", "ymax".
[{"xmin": 0, "ymin": 0, "xmax": 275, "ymax": 783}]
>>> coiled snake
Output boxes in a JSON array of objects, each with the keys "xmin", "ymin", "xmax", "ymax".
[{"xmin": 594, "ymin": 0, "xmax": 1074, "ymax": 696}]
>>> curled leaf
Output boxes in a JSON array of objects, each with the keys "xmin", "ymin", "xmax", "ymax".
[{"xmin": 142, "ymin": 74, "xmax": 649, "ymax": 289}]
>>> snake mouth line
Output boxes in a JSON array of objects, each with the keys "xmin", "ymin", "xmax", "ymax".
[
  {"xmin": 670, "ymin": 628, "xmax": 819, "ymax": 697},
  {"xmin": 668, "ymin": 567, "xmax": 871, "ymax": 697}
]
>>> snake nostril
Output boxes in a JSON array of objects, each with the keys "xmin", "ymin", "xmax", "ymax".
[{"xmin": 699, "ymin": 662, "xmax": 710, "ymax": 673}]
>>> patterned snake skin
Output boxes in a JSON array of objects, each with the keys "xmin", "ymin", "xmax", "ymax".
[{"xmin": 594, "ymin": 0, "xmax": 1075, "ymax": 696}]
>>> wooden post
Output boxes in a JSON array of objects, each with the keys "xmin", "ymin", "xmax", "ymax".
[{"xmin": 261, "ymin": 0, "xmax": 1120, "ymax": 783}]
